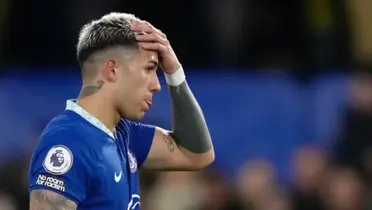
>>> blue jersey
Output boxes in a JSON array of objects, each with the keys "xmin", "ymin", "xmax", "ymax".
[{"xmin": 28, "ymin": 100, "xmax": 155, "ymax": 210}]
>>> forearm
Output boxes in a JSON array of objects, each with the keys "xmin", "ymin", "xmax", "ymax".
[{"xmin": 168, "ymin": 78, "xmax": 212, "ymax": 154}]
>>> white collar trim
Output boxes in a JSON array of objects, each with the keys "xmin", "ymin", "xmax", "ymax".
[{"xmin": 65, "ymin": 99, "xmax": 115, "ymax": 139}]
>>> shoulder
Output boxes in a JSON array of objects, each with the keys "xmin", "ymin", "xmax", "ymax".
[
  {"xmin": 35, "ymin": 112, "xmax": 97, "ymax": 161},
  {"xmin": 42, "ymin": 111, "xmax": 90, "ymax": 137},
  {"xmin": 31, "ymin": 122, "xmax": 97, "ymax": 176},
  {"xmin": 40, "ymin": 110, "xmax": 102, "ymax": 146}
]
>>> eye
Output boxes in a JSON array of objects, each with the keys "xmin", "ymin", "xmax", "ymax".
[{"xmin": 146, "ymin": 66, "xmax": 157, "ymax": 73}]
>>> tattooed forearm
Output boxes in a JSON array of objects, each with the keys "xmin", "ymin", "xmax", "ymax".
[
  {"xmin": 168, "ymin": 81, "xmax": 212, "ymax": 153},
  {"xmin": 30, "ymin": 189, "xmax": 77, "ymax": 210},
  {"xmin": 163, "ymin": 134, "xmax": 175, "ymax": 152},
  {"xmin": 78, "ymin": 80, "xmax": 104, "ymax": 99}
]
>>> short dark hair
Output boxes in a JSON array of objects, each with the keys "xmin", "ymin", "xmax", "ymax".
[{"xmin": 76, "ymin": 12, "xmax": 140, "ymax": 66}]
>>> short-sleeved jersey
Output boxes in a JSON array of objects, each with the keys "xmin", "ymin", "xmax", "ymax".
[{"xmin": 28, "ymin": 100, "xmax": 155, "ymax": 210}]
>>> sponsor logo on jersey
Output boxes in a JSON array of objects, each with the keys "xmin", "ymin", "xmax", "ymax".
[
  {"xmin": 36, "ymin": 174, "xmax": 65, "ymax": 192},
  {"xmin": 114, "ymin": 171, "xmax": 123, "ymax": 183}
]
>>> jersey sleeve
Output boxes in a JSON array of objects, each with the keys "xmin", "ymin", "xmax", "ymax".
[
  {"xmin": 127, "ymin": 121, "xmax": 156, "ymax": 167},
  {"xmin": 28, "ymin": 131, "xmax": 94, "ymax": 205}
]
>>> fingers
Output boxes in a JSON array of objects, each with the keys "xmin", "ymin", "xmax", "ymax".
[
  {"xmin": 135, "ymin": 33, "xmax": 169, "ymax": 46},
  {"xmin": 131, "ymin": 20, "xmax": 166, "ymax": 39},
  {"xmin": 131, "ymin": 23, "xmax": 153, "ymax": 33},
  {"xmin": 139, "ymin": 42, "xmax": 168, "ymax": 53},
  {"xmin": 131, "ymin": 20, "xmax": 170, "ymax": 55}
]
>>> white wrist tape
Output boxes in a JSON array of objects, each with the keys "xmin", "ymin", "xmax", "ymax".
[{"xmin": 164, "ymin": 67, "xmax": 186, "ymax": 86}]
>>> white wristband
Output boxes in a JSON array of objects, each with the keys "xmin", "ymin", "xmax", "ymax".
[{"xmin": 164, "ymin": 66, "xmax": 186, "ymax": 86}]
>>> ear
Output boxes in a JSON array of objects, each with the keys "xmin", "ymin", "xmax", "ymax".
[{"xmin": 103, "ymin": 59, "xmax": 118, "ymax": 83}]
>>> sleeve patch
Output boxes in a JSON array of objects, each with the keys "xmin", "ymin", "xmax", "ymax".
[
  {"xmin": 43, "ymin": 145, "xmax": 73, "ymax": 175},
  {"xmin": 36, "ymin": 174, "xmax": 66, "ymax": 192}
]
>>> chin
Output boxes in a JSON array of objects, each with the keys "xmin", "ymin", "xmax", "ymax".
[{"xmin": 125, "ymin": 112, "xmax": 145, "ymax": 121}]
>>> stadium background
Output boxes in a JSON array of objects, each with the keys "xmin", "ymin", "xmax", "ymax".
[{"xmin": 1, "ymin": 0, "xmax": 372, "ymax": 209}]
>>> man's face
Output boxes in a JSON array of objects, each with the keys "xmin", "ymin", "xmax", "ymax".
[{"xmin": 113, "ymin": 47, "xmax": 161, "ymax": 120}]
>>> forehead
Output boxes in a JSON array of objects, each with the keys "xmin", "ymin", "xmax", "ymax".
[{"xmin": 135, "ymin": 48, "xmax": 159, "ymax": 64}]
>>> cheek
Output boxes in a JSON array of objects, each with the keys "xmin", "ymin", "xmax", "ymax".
[
  {"xmin": 134, "ymin": 71, "xmax": 152, "ymax": 89},
  {"xmin": 112, "ymin": 82, "xmax": 131, "ymax": 105},
  {"xmin": 120, "ymin": 70, "xmax": 151, "ymax": 98},
  {"xmin": 122, "ymin": 78, "xmax": 146, "ymax": 100}
]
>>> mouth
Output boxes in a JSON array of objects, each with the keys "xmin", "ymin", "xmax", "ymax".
[{"xmin": 145, "ymin": 100, "xmax": 152, "ymax": 107}]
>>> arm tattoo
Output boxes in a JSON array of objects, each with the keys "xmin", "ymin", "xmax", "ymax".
[
  {"xmin": 30, "ymin": 189, "xmax": 77, "ymax": 210},
  {"xmin": 163, "ymin": 134, "xmax": 175, "ymax": 152},
  {"xmin": 168, "ymin": 81, "xmax": 212, "ymax": 153},
  {"xmin": 78, "ymin": 80, "xmax": 104, "ymax": 99}
]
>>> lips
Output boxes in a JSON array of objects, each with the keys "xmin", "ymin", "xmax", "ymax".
[{"xmin": 145, "ymin": 100, "xmax": 152, "ymax": 107}]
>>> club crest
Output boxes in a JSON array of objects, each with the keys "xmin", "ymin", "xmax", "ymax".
[{"xmin": 127, "ymin": 151, "xmax": 137, "ymax": 173}]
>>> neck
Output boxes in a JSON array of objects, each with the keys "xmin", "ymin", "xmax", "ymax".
[{"xmin": 76, "ymin": 93, "xmax": 120, "ymax": 132}]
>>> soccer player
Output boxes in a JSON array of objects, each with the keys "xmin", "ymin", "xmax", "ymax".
[{"xmin": 28, "ymin": 12, "xmax": 214, "ymax": 210}]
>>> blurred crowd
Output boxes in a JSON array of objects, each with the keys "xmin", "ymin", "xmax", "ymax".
[{"xmin": 1, "ymin": 0, "xmax": 372, "ymax": 209}]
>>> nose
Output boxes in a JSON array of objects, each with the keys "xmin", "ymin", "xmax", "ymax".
[{"xmin": 150, "ymin": 73, "xmax": 161, "ymax": 92}]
